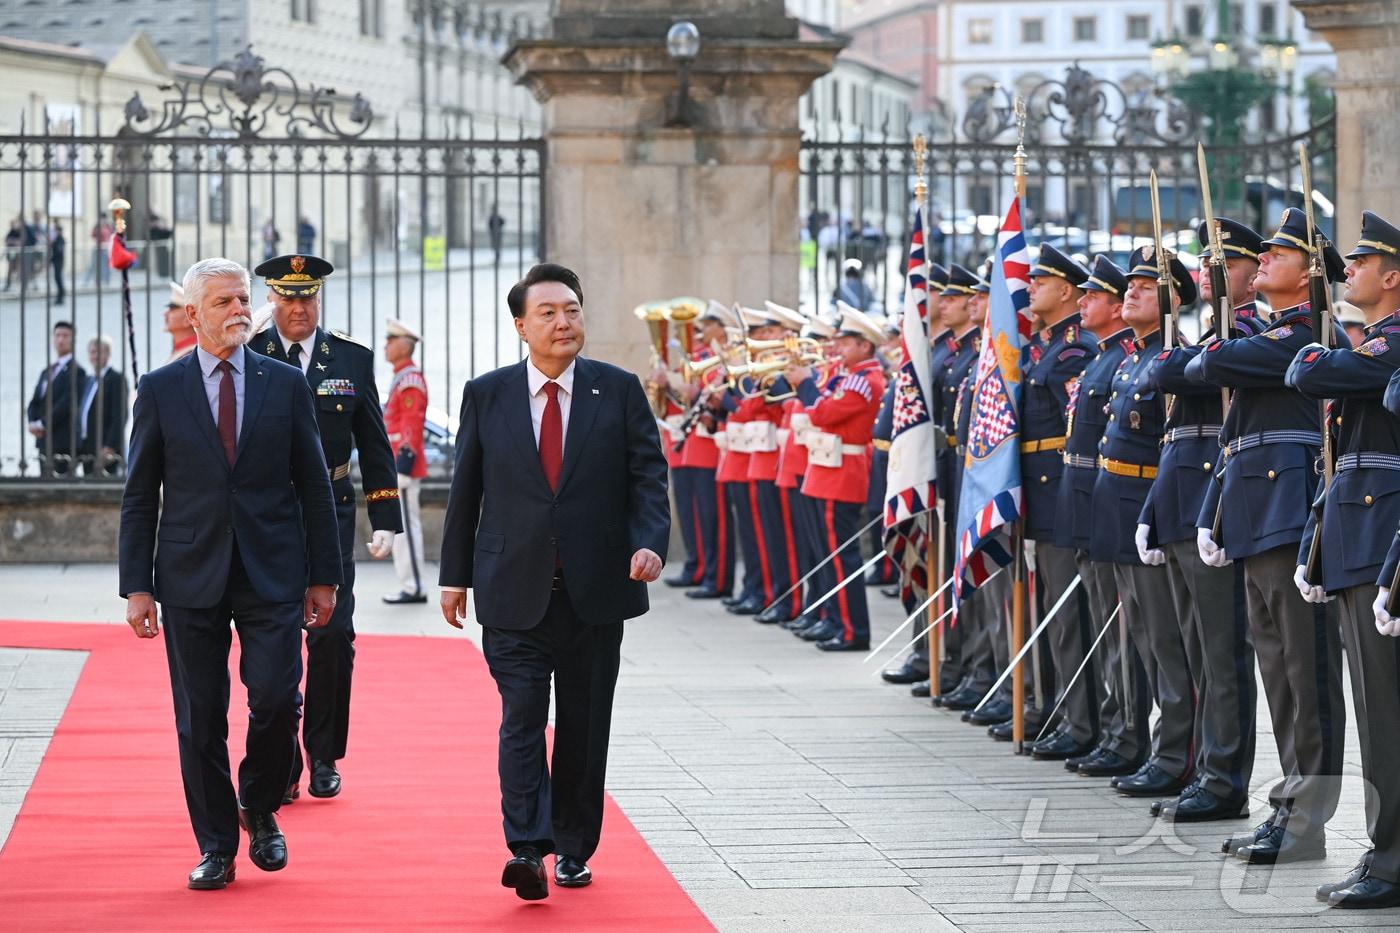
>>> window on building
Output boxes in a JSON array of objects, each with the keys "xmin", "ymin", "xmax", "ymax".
[
  {"xmin": 291, "ymin": 0, "xmax": 315, "ymax": 23},
  {"xmin": 1021, "ymin": 18, "xmax": 1044, "ymax": 43},
  {"xmin": 1126, "ymin": 14, "xmax": 1150, "ymax": 40},
  {"xmin": 1073, "ymin": 17, "xmax": 1096, "ymax": 42},
  {"xmin": 831, "ymin": 80, "xmax": 841, "ymax": 120},
  {"xmin": 1230, "ymin": 3, "xmax": 1245, "ymax": 33},
  {"xmin": 968, "ymin": 18, "xmax": 992, "ymax": 45},
  {"xmin": 1185, "ymin": 4, "xmax": 1205, "ymax": 37},
  {"xmin": 359, "ymin": 0, "xmax": 382, "ymax": 37},
  {"xmin": 1260, "ymin": 3, "xmax": 1278, "ymax": 36}
]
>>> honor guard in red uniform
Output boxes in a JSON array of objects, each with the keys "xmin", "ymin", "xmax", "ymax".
[
  {"xmin": 784, "ymin": 305, "xmax": 888, "ymax": 651},
  {"xmin": 678, "ymin": 301, "xmax": 738, "ymax": 600},
  {"xmin": 382, "ymin": 318, "xmax": 429, "ymax": 604}
]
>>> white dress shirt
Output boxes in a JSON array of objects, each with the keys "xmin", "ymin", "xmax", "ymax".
[
  {"xmin": 526, "ymin": 357, "xmax": 575, "ymax": 449},
  {"xmin": 196, "ymin": 344, "xmax": 246, "ymax": 444},
  {"xmin": 278, "ymin": 330, "xmax": 314, "ymax": 375}
]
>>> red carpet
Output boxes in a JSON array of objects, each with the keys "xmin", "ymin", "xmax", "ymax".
[{"xmin": 0, "ymin": 622, "xmax": 712, "ymax": 931}]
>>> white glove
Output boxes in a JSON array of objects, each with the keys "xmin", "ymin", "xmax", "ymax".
[
  {"xmin": 1375, "ymin": 588, "xmax": 1400, "ymax": 637},
  {"xmin": 1197, "ymin": 527, "xmax": 1230, "ymax": 567},
  {"xmin": 367, "ymin": 529, "xmax": 395, "ymax": 560},
  {"xmin": 1293, "ymin": 564, "xmax": 1326, "ymax": 604},
  {"xmin": 1135, "ymin": 524, "xmax": 1165, "ymax": 566},
  {"xmin": 1023, "ymin": 538, "xmax": 1037, "ymax": 574}
]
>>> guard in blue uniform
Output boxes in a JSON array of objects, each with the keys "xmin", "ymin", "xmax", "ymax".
[
  {"xmin": 1187, "ymin": 207, "xmax": 1348, "ymax": 865},
  {"xmin": 252, "ymin": 254, "xmax": 403, "ymax": 802},
  {"xmin": 1091, "ymin": 247, "xmax": 1196, "ymax": 798},
  {"xmin": 1293, "ymin": 210, "xmax": 1400, "ymax": 909},
  {"xmin": 1052, "ymin": 256, "xmax": 1149, "ymax": 777},
  {"xmin": 1141, "ymin": 218, "xmax": 1267, "ymax": 822},
  {"xmin": 1021, "ymin": 244, "xmax": 1100, "ymax": 759},
  {"xmin": 929, "ymin": 264, "xmax": 987, "ymax": 710}
]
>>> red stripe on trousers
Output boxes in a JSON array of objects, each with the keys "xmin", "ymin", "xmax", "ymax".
[
  {"xmin": 777, "ymin": 487, "xmax": 802, "ymax": 617},
  {"xmin": 715, "ymin": 482, "xmax": 730, "ymax": 592},
  {"xmin": 690, "ymin": 491, "xmax": 707, "ymax": 583},
  {"xmin": 826, "ymin": 499, "xmax": 853, "ymax": 640},
  {"xmin": 749, "ymin": 481, "xmax": 775, "ymax": 602}
]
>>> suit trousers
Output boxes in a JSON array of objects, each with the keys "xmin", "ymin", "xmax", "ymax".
[
  {"xmin": 1337, "ymin": 584, "xmax": 1400, "ymax": 882},
  {"xmin": 292, "ymin": 490, "xmax": 359, "ymax": 783},
  {"xmin": 393, "ymin": 474, "xmax": 425, "ymax": 596},
  {"xmin": 1078, "ymin": 553, "xmax": 1148, "ymax": 761},
  {"xmin": 671, "ymin": 466, "xmax": 703, "ymax": 586},
  {"xmin": 1164, "ymin": 539, "xmax": 1255, "ymax": 802},
  {"xmin": 481, "ymin": 585, "xmax": 624, "ymax": 861},
  {"xmin": 161, "ymin": 547, "xmax": 303, "ymax": 856},
  {"xmin": 1242, "ymin": 544, "xmax": 1345, "ymax": 838},
  {"xmin": 1038, "ymin": 543, "xmax": 1098, "ymax": 746},
  {"xmin": 1113, "ymin": 561, "xmax": 1194, "ymax": 777}
]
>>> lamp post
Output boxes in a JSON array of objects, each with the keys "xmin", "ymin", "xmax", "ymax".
[
  {"xmin": 665, "ymin": 21, "xmax": 701, "ymax": 128},
  {"xmin": 1259, "ymin": 34, "xmax": 1300, "ymax": 137}
]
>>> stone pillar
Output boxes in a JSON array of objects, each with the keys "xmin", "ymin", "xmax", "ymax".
[
  {"xmin": 505, "ymin": 1, "xmax": 840, "ymax": 372},
  {"xmin": 1292, "ymin": 0, "xmax": 1400, "ymax": 244}
]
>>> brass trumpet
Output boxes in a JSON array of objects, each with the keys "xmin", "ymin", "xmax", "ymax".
[{"xmin": 682, "ymin": 352, "xmax": 726, "ymax": 383}]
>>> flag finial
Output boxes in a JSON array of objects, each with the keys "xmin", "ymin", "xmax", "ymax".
[{"xmin": 1013, "ymin": 96, "xmax": 1028, "ymax": 201}]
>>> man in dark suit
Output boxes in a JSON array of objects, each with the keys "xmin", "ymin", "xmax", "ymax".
[
  {"xmin": 439, "ymin": 263, "xmax": 670, "ymax": 901},
  {"xmin": 79, "ymin": 335, "xmax": 128, "ymax": 476},
  {"xmin": 119, "ymin": 257, "xmax": 341, "ymax": 891},
  {"xmin": 251, "ymin": 252, "xmax": 402, "ymax": 802},
  {"xmin": 26, "ymin": 320, "xmax": 86, "ymax": 475}
]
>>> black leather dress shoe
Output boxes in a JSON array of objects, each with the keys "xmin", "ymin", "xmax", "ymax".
[
  {"xmin": 720, "ymin": 594, "xmax": 743, "ymax": 608},
  {"xmin": 1328, "ymin": 875, "xmax": 1400, "ymax": 909},
  {"xmin": 799, "ymin": 620, "xmax": 841, "ymax": 642},
  {"xmin": 382, "ymin": 590, "xmax": 427, "ymax": 605},
  {"xmin": 1151, "ymin": 780, "xmax": 1199, "ymax": 817},
  {"xmin": 664, "ymin": 574, "xmax": 698, "ymax": 588},
  {"xmin": 987, "ymin": 711, "xmax": 1050, "ymax": 742},
  {"xmin": 881, "ymin": 658, "xmax": 929, "ymax": 685},
  {"xmin": 816, "ymin": 636, "xmax": 868, "ymax": 652},
  {"xmin": 1161, "ymin": 788, "xmax": 1248, "ymax": 822},
  {"xmin": 238, "ymin": 807, "xmax": 288, "ymax": 872},
  {"xmin": 685, "ymin": 586, "xmax": 728, "ymax": 600},
  {"xmin": 1236, "ymin": 826, "xmax": 1326, "ymax": 864},
  {"xmin": 1065, "ymin": 745, "xmax": 1104, "ymax": 771},
  {"xmin": 1110, "ymin": 762, "xmax": 1151, "ymax": 789},
  {"xmin": 1032, "ymin": 732, "xmax": 1094, "ymax": 761},
  {"xmin": 938, "ymin": 685, "xmax": 985, "ymax": 712},
  {"xmin": 880, "ymin": 585, "xmax": 900, "ymax": 599},
  {"xmin": 965, "ymin": 698, "xmax": 1012, "ymax": 726},
  {"xmin": 783, "ymin": 614, "xmax": 817, "ymax": 631},
  {"xmin": 282, "ymin": 782, "xmax": 299, "ymax": 805},
  {"xmin": 308, "ymin": 760, "xmax": 341, "ymax": 798},
  {"xmin": 502, "ymin": 846, "xmax": 549, "ymax": 901},
  {"xmin": 1317, "ymin": 860, "xmax": 1369, "ymax": 902},
  {"xmin": 1222, "ymin": 813, "xmax": 1277, "ymax": 854},
  {"xmin": 554, "ymin": 854, "xmax": 592, "ymax": 888},
  {"xmin": 726, "ymin": 597, "xmax": 764, "ymax": 615},
  {"xmin": 1078, "ymin": 751, "xmax": 1142, "ymax": 778},
  {"xmin": 1115, "ymin": 764, "xmax": 1188, "ymax": 798},
  {"xmin": 910, "ymin": 680, "xmax": 931, "ymax": 698},
  {"xmin": 188, "ymin": 853, "xmax": 236, "ymax": 890}
]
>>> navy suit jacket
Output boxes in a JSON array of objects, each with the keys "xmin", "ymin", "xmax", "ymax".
[
  {"xmin": 438, "ymin": 356, "xmax": 671, "ymax": 630},
  {"xmin": 118, "ymin": 347, "xmax": 342, "ymax": 608}
]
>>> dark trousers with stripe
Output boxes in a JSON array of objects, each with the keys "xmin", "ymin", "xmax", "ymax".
[
  {"xmin": 818, "ymin": 498, "xmax": 870, "ymax": 643},
  {"xmin": 794, "ymin": 492, "xmax": 830, "ymax": 618},
  {"xmin": 725, "ymin": 481, "xmax": 763, "ymax": 602},
  {"xmin": 755, "ymin": 480, "xmax": 802, "ymax": 618},
  {"xmin": 671, "ymin": 466, "xmax": 703, "ymax": 585},
  {"xmin": 866, "ymin": 449, "xmax": 896, "ymax": 584},
  {"xmin": 688, "ymin": 468, "xmax": 724, "ymax": 592},
  {"xmin": 1243, "ymin": 544, "xmax": 1345, "ymax": 839}
]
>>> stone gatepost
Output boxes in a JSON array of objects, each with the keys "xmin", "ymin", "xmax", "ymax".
[
  {"xmin": 504, "ymin": 0, "xmax": 840, "ymax": 371},
  {"xmin": 1293, "ymin": 0, "xmax": 1400, "ymax": 244}
]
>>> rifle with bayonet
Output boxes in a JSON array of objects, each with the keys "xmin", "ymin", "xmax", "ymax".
[
  {"xmin": 1197, "ymin": 144, "xmax": 1236, "ymax": 544},
  {"xmin": 1300, "ymin": 142, "xmax": 1335, "ymax": 588},
  {"xmin": 1149, "ymin": 170, "xmax": 1176, "ymax": 349}
]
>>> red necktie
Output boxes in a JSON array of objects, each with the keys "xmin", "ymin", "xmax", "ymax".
[
  {"xmin": 216, "ymin": 360, "xmax": 237, "ymax": 467},
  {"xmin": 539, "ymin": 381, "xmax": 563, "ymax": 491}
]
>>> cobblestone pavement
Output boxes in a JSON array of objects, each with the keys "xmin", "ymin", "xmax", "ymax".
[{"xmin": 0, "ymin": 563, "xmax": 1389, "ymax": 930}]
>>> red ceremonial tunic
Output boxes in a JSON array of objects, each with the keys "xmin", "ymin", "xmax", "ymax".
[
  {"xmin": 800, "ymin": 358, "xmax": 885, "ymax": 504},
  {"xmin": 383, "ymin": 359, "xmax": 428, "ymax": 479}
]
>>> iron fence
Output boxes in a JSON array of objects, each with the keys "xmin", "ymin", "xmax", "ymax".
[
  {"xmin": 0, "ymin": 47, "xmax": 545, "ymax": 479},
  {"xmin": 800, "ymin": 64, "xmax": 1336, "ymax": 320}
]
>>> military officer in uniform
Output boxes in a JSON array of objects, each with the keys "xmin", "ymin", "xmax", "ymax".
[
  {"xmin": 1020, "ymin": 244, "xmax": 1099, "ymax": 758},
  {"xmin": 252, "ymin": 253, "xmax": 402, "ymax": 801},
  {"xmin": 383, "ymin": 318, "xmax": 430, "ymax": 604},
  {"xmin": 1141, "ymin": 218, "xmax": 1267, "ymax": 822},
  {"xmin": 1188, "ymin": 207, "xmax": 1348, "ymax": 865},
  {"xmin": 1090, "ymin": 247, "xmax": 1196, "ymax": 797},
  {"xmin": 1297, "ymin": 211, "xmax": 1400, "ymax": 909},
  {"xmin": 1053, "ymin": 256, "xmax": 1149, "ymax": 777}
]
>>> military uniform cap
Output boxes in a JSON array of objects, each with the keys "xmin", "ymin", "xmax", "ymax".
[
  {"xmin": 940, "ymin": 263, "xmax": 981, "ymax": 297},
  {"xmin": 763, "ymin": 300, "xmax": 808, "ymax": 332},
  {"xmin": 1028, "ymin": 243, "xmax": 1089, "ymax": 287},
  {"xmin": 804, "ymin": 314, "xmax": 837, "ymax": 339},
  {"xmin": 385, "ymin": 317, "xmax": 420, "ymax": 341},
  {"xmin": 927, "ymin": 262, "xmax": 950, "ymax": 292},
  {"xmin": 1080, "ymin": 255, "xmax": 1129, "ymax": 298},
  {"xmin": 168, "ymin": 280, "xmax": 186, "ymax": 307},
  {"xmin": 255, "ymin": 253, "xmax": 334, "ymax": 297},
  {"xmin": 834, "ymin": 302, "xmax": 886, "ymax": 345},
  {"xmin": 1346, "ymin": 210, "xmax": 1400, "ymax": 261},
  {"xmin": 1335, "ymin": 300, "xmax": 1366, "ymax": 326},
  {"xmin": 1197, "ymin": 217, "xmax": 1264, "ymax": 262},
  {"xmin": 1125, "ymin": 245, "xmax": 1198, "ymax": 306},
  {"xmin": 1262, "ymin": 207, "xmax": 1345, "ymax": 282},
  {"xmin": 972, "ymin": 257, "xmax": 993, "ymax": 293},
  {"xmin": 700, "ymin": 299, "xmax": 739, "ymax": 329},
  {"xmin": 738, "ymin": 303, "xmax": 781, "ymax": 328}
]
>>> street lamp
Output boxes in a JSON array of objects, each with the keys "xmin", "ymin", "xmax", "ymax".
[
  {"xmin": 1150, "ymin": 36, "xmax": 1189, "ymax": 83},
  {"xmin": 665, "ymin": 21, "xmax": 701, "ymax": 128},
  {"xmin": 1259, "ymin": 34, "xmax": 1300, "ymax": 136}
]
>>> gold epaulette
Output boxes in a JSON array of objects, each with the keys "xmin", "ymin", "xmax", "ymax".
[{"xmin": 330, "ymin": 329, "xmax": 370, "ymax": 350}]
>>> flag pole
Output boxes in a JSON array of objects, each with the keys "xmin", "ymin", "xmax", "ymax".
[{"xmin": 1010, "ymin": 95, "xmax": 1029, "ymax": 753}]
